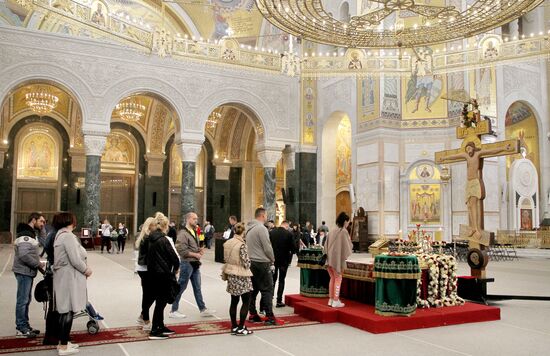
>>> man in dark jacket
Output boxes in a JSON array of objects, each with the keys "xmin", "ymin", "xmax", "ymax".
[
  {"xmin": 270, "ymin": 221, "xmax": 296, "ymax": 307},
  {"xmin": 12, "ymin": 212, "xmax": 46, "ymax": 338},
  {"xmin": 170, "ymin": 212, "xmax": 215, "ymax": 319}
]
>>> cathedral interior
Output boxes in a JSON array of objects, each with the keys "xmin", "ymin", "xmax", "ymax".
[{"xmin": 1, "ymin": 1, "xmax": 550, "ymax": 355}]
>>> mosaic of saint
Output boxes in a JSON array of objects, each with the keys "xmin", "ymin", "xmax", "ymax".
[
  {"xmin": 170, "ymin": 144, "xmax": 182, "ymax": 187},
  {"xmin": 409, "ymin": 164, "xmax": 441, "ymax": 225},
  {"xmin": 17, "ymin": 131, "xmax": 58, "ymax": 180},
  {"xmin": 336, "ymin": 117, "xmax": 352, "ymax": 189},
  {"xmin": 505, "ymin": 101, "xmax": 540, "ymax": 175},
  {"xmin": 102, "ymin": 133, "xmax": 134, "ymax": 166}
]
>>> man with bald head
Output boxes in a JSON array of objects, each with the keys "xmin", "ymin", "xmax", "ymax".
[{"xmin": 170, "ymin": 212, "xmax": 215, "ymax": 319}]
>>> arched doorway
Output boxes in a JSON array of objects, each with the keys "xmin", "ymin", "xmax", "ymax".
[
  {"xmin": 320, "ymin": 112, "xmax": 352, "ymax": 229},
  {"xmin": 0, "ymin": 82, "xmax": 81, "ymax": 235},
  {"xmin": 202, "ymin": 104, "xmax": 283, "ymax": 229},
  {"xmin": 106, "ymin": 93, "xmax": 180, "ymax": 233},
  {"xmin": 505, "ymin": 101, "xmax": 541, "ymax": 229}
]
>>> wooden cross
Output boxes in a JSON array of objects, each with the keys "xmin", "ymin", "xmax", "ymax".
[{"xmin": 435, "ymin": 118, "xmax": 519, "ymax": 278}]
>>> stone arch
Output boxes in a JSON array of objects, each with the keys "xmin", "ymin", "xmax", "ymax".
[
  {"xmin": 0, "ymin": 63, "xmax": 92, "ymax": 124},
  {"xmin": 99, "ymin": 77, "xmax": 188, "ymax": 137},
  {"xmin": 194, "ymin": 89, "xmax": 272, "ymax": 144}
]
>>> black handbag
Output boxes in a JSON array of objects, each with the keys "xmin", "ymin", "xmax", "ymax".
[
  {"xmin": 166, "ymin": 274, "xmax": 181, "ymax": 304},
  {"xmin": 319, "ymin": 253, "xmax": 327, "ymax": 266}
]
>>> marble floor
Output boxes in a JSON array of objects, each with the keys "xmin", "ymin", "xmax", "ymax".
[{"xmin": 1, "ymin": 244, "xmax": 550, "ymax": 356}]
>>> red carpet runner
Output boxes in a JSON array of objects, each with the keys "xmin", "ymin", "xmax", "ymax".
[
  {"xmin": 0, "ymin": 314, "xmax": 317, "ymax": 354},
  {"xmin": 286, "ymin": 294, "xmax": 501, "ymax": 334}
]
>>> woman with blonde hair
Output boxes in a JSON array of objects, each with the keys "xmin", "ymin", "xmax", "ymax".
[
  {"xmin": 146, "ymin": 212, "xmax": 180, "ymax": 340},
  {"xmin": 135, "ymin": 216, "xmax": 155, "ymax": 330},
  {"xmin": 222, "ymin": 222, "xmax": 253, "ymax": 335}
]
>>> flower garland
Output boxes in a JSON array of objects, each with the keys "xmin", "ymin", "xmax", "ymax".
[{"xmin": 416, "ymin": 254, "xmax": 464, "ymax": 308}]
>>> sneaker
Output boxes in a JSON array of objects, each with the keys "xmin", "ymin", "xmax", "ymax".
[
  {"xmin": 248, "ymin": 313, "xmax": 262, "ymax": 323},
  {"xmin": 328, "ymin": 299, "xmax": 333, "ymax": 306},
  {"xmin": 93, "ymin": 314, "xmax": 104, "ymax": 321},
  {"xmin": 58, "ymin": 342, "xmax": 79, "ymax": 350},
  {"xmin": 16, "ymin": 329, "xmax": 36, "ymax": 338},
  {"xmin": 275, "ymin": 302, "xmax": 286, "ymax": 308},
  {"xmin": 58, "ymin": 348, "xmax": 79, "ymax": 356},
  {"xmin": 161, "ymin": 327, "xmax": 175, "ymax": 335},
  {"xmin": 142, "ymin": 323, "xmax": 152, "ymax": 331},
  {"xmin": 235, "ymin": 326, "xmax": 254, "ymax": 336},
  {"xmin": 168, "ymin": 310, "xmax": 187, "ymax": 319},
  {"xmin": 148, "ymin": 329, "xmax": 169, "ymax": 340},
  {"xmin": 331, "ymin": 300, "xmax": 345, "ymax": 308},
  {"xmin": 200, "ymin": 309, "xmax": 215, "ymax": 317},
  {"xmin": 137, "ymin": 315, "xmax": 145, "ymax": 325},
  {"xmin": 29, "ymin": 328, "xmax": 40, "ymax": 335},
  {"xmin": 264, "ymin": 317, "xmax": 284, "ymax": 326},
  {"xmin": 230, "ymin": 326, "xmax": 239, "ymax": 335},
  {"xmin": 169, "ymin": 311, "xmax": 187, "ymax": 319}
]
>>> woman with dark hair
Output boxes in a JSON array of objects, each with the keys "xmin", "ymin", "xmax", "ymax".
[
  {"xmin": 52, "ymin": 212, "xmax": 91, "ymax": 355},
  {"xmin": 325, "ymin": 212, "xmax": 353, "ymax": 308},
  {"xmin": 222, "ymin": 222, "xmax": 253, "ymax": 335}
]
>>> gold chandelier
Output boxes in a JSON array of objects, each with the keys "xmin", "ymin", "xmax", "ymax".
[
  {"xmin": 206, "ymin": 108, "xmax": 222, "ymax": 129},
  {"xmin": 255, "ymin": 0, "xmax": 543, "ymax": 48},
  {"xmin": 25, "ymin": 86, "xmax": 59, "ymax": 115},
  {"xmin": 115, "ymin": 97, "xmax": 146, "ymax": 122}
]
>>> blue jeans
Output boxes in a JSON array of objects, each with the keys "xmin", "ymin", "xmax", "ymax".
[
  {"xmin": 171, "ymin": 261, "xmax": 206, "ymax": 312},
  {"xmin": 14, "ymin": 273, "xmax": 34, "ymax": 331}
]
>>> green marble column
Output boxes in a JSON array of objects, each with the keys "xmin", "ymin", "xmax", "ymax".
[
  {"xmin": 263, "ymin": 167, "xmax": 276, "ymax": 221},
  {"xmin": 181, "ymin": 161, "xmax": 196, "ymax": 221}
]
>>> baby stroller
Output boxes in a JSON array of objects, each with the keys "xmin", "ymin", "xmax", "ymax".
[{"xmin": 35, "ymin": 268, "xmax": 101, "ymax": 337}]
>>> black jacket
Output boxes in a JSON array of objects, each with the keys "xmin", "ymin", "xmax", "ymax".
[
  {"xmin": 269, "ymin": 227, "xmax": 297, "ymax": 267},
  {"xmin": 146, "ymin": 230, "xmax": 180, "ymax": 274},
  {"xmin": 138, "ymin": 235, "xmax": 150, "ymax": 267}
]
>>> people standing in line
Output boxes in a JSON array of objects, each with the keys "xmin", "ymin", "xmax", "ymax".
[
  {"xmin": 146, "ymin": 213, "xmax": 180, "ymax": 340},
  {"xmin": 223, "ymin": 222, "xmax": 254, "ymax": 335},
  {"xmin": 52, "ymin": 212, "xmax": 91, "ymax": 355},
  {"xmin": 325, "ymin": 212, "xmax": 353, "ymax": 308},
  {"xmin": 204, "ymin": 221, "xmax": 215, "ymax": 249},
  {"xmin": 12, "ymin": 212, "xmax": 46, "ymax": 338},
  {"xmin": 246, "ymin": 208, "xmax": 277, "ymax": 325},
  {"xmin": 170, "ymin": 212, "xmax": 215, "ymax": 319},
  {"xmin": 100, "ymin": 220, "xmax": 112, "ymax": 254},
  {"xmin": 270, "ymin": 221, "xmax": 296, "ymax": 308},
  {"xmin": 135, "ymin": 217, "xmax": 156, "ymax": 331},
  {"xmin": 117, "ymin": 223, "xmax": 128, "ymax": 254}
]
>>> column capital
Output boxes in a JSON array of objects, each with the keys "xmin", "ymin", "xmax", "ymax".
[
  {"xmin": 84, "ymin": 135, "xmax": 107, "ymax": 157},
  {"xmin": 176, "ymin": 142, "xmax": 202, "ymax": 162},
  {"xmin": 144, "ymin": 153, "xmax": 167, "ymax": 177},
  {"xmin": 257, "ymin": 149, "xmax": 282, "ymax": 168},
  {"xmin": 283, "ymin": 147, "xmax": 295, "ymax": 171}
]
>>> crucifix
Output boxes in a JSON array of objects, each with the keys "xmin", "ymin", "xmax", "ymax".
[{"xmin": 435, "ymin": 100, "xmax": 519, "ymax": 278}]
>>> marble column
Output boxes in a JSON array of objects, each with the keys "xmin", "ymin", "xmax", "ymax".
[
  {"xmin": 177, "ymin": 142, "xmax": 202, "ymax": 222},
  {"xmin": 83, "ymin": 135, "xmax": 106, "ymax": 233},
  {"xmin": 258, "ymin": 149, "xmax": 283, "ymax": 222}
]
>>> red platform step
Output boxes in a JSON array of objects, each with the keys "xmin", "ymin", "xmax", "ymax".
[{"xmin": 285, "ymin": 294, "xmax": 500, "ymax": 334}]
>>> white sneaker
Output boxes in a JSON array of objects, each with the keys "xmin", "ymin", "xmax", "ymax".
[
  {"xmin": 331, "ymin": 300, "xmax": 345, "ymax": 308},
  {"xmin": 169, "ymin": 311, "xmax": 187, "ymax": 319},
  {"xmin": 137, "ymin": 316, "xmax": 144, "ymax": 325},
  {"xmin": 142, "ymin": 323, "xmax": 152, "ymax": 331},
  {"xmin": 58, "ymin": 347, "xmax": 79, "ymax": 356},
  {"xmin": 328, "ymin": 299, "xmax": 333, "ymax": 306},
  {"xmin": 200, "ymin": 308, "xmax": 216, "ymax": 317},
  {"xmin": 67, "ymin": 342, "xmax": 79, "ymax": 349}
]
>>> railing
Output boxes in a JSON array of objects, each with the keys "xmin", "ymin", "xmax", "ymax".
[{"xmin": 6, "ymin": 0, "xmax": 550, "ymax": 76}]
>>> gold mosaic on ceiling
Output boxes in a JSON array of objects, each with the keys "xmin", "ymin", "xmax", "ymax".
[{"xmin": 11, "ymin": 85, "xmax": 71, "ymax": 122}]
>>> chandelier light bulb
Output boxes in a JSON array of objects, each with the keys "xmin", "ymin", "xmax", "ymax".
[{"xmin": 25, "ymin": 86, "xmax": 59, "ymax": 116}]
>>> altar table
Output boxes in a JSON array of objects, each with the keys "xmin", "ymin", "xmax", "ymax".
[
  {"xmin": 373, "ymin": 254, "xmax": 421, "ymax": 316},
  {"xmin": 296, "ymin": 248, "xmax": 329, "ymax": 297}
]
